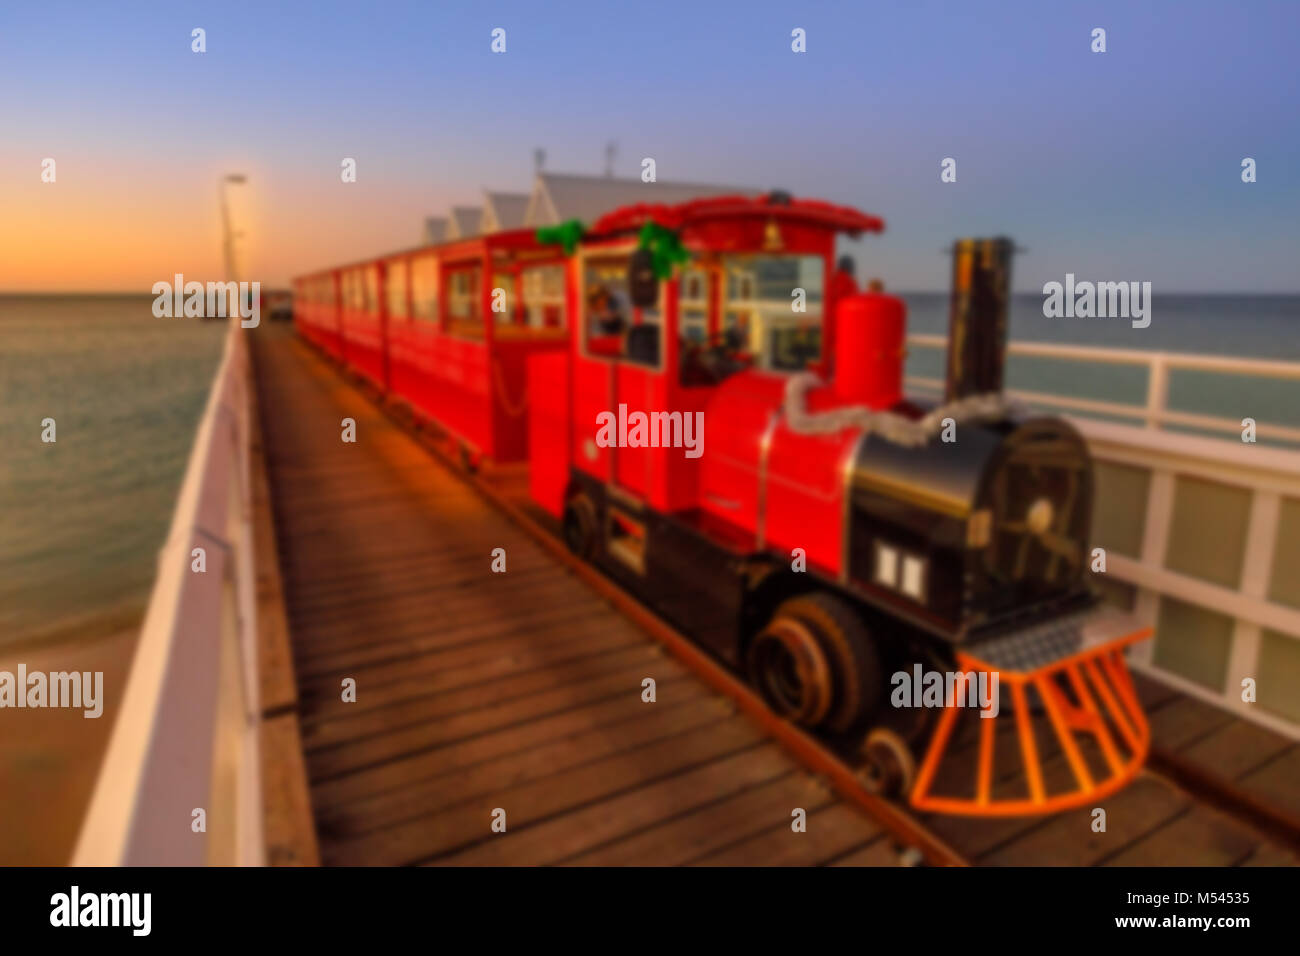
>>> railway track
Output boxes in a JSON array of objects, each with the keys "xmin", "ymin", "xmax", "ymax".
[
  {"xmin": 357, "ymin": 365, "xmax": 969, "ymax": 867},
  {"xmin": 254, "ymin": 326, "xmax": 971, "ymax": 867},
  {"xmin": 1147, "ymin": 747, "xmax": 1300, "ymax": 856},
  {"xmin": 264, "ymin": 326, "xmax": 1298, "ymax": 868}
]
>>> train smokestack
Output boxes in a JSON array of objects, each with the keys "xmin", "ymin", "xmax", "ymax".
[{"xmin": 945, "ymin": 237, "xmax": 1014, "ymax": 401}]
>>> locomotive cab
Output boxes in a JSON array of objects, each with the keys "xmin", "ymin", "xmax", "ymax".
[{"xmin": 528, "ymin": 196, "xmax": 1153, "ymax": 819}]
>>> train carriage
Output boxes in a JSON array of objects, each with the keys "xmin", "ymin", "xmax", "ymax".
[{"xmin": 295, "ymin": 228, "xmax": 568, "ymax": 464}]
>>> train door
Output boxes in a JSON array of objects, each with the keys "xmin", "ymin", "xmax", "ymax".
[
  {"xmin": 571, "ymin": 252, "xmax": 620, "ymax": 487},
  {"xmin": 570, "ymin": 249, "xmax": 664, "ymax": 574},
  {"xmin": 578, "ymin": 251, "xmax": 665, "ymax": 498}
]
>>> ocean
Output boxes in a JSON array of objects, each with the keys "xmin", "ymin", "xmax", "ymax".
[
  {"xmin": 1, "ymin": 292, "xmax": 1297, "ymax": 652},
  {"xmin": 902, "ymin": 293, "xmax": 1300, "ymax": 436},
  {"xmin": 0, "ymin": 296, "xmax": 226, "ymax": 649}
]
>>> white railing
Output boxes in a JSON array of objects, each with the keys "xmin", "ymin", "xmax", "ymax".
[
  {"xmin": 908, "ymin": 333, "xmax": 1300, "ymax": 444},
  {"xmin": 909, "ymin": 335, "xmax": 1300, "ymax": 739},
  {"xmin": 73, "ymin": 319, "xmax": 264, "ymax": 865}
]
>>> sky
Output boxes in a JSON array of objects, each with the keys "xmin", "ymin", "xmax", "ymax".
[{"xmin": 1, "ymin": 0, "xmax": 1297, "ymax": 292}]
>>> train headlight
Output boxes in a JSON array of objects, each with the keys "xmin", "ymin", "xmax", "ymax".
[
  {"xmin": 874, "ymin": 542, "xmax": 899, "ymax": 587},
  {"xmin": 875, "ymin": 541, "xmax": 927, "ymax": 603},
  {"xmin": 900, "ymin": 555, "xmax": 926, "ymax": 601}
]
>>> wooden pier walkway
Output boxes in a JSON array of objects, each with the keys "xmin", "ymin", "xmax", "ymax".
[{"xmin": 250, "ymin": 326, "xmax": 901, "ymax": 866}]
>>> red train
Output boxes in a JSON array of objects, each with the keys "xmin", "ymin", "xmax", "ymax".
[{"xmin": 295, "ymin": 191, "xmax": 1153, "ymax": 817}]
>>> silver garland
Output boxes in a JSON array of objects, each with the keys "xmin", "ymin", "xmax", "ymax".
[{"xmin": 782, "ymin": 372, "xmax": 1022, "ymax": 448}]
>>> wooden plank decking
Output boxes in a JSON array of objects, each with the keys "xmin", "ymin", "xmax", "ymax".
[
  {"xmin": 251, "ymin": 323, "xmax": 1299, "ymax": 867},
  {"xmin": 250, "ymin": 325, "xmax": 895, "ymax": 866}
]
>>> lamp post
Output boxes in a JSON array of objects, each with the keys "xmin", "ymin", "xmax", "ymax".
[{"xmin": 220, "ymin": 174, "xmax": 247, "ymax": 284}]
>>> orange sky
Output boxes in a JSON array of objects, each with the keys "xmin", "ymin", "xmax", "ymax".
[{"xmin": 0, "ymin": 157, "xmax": 462, "ymax": 292}]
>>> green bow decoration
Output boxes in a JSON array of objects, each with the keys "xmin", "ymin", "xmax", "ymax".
[
  {"xmin": 535, "ymin": 219, "xmax": 586, "ymax": 255},
  {"xmin": 637, "ymin": 221, "xmax": 690, "ymax": 279}
]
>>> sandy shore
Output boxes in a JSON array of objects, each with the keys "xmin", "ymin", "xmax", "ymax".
[{"xmin": 0, "ymin": 623, "xmax": 141, "ymax": 865}]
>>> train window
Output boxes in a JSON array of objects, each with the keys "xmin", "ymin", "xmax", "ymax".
[
  {"xmin": 678, "ymin": 259, "xmax": 758, "ymax": 388},
  {"xmin": 343, "ymin": 271, "xmax": 360, "ymax": 310},
  {"xmin": 722, "ymin": 254, "xmax": 824, "ymax": 372},
  {"xmin": 491, "ymin": 272, "xmax": 516, "ymax": 325},
  {"xmin": 582, "ymin": 256, "xmax": 661, "ymax": 370},
  {"xmin": 446, "ymin": 265, "xmax": 482, "ymax": 335},
  {"xmin": 679, "ymin": 267, "xmax": 709, "ymax": 345},
  {"xmin": 386, "ymin": 259, "xmax": 408, "ymax": 320},
  {"xmin": 363, "ymin": 266, "xmax": 380, "ymax": 314},
  {"xmin": 522, "ymin": 265, "xmax": 566, "ymax": 329},
  {"xmin": 411, "ymin": 254, "xmax": 437, "ymax": 321}
]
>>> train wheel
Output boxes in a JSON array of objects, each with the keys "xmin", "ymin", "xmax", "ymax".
[
  {"xmin": 746, "ymin": 615, "xmax": 834, "ymax": 727},
  {"xmin": 860, "ymin": 727, "xmax": 916, "ymax": 799},
  {"xmin": 562, "ymin": 493, "xmax": 598, "ymax": 560},
  {"xmin": 778, "ymin": 593, "xmax": 882, "ymax": 733}
]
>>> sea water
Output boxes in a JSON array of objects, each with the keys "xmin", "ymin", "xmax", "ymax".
[{"xmin": 0, "ymin": 295, "xmax": 225, "ymax": 647}]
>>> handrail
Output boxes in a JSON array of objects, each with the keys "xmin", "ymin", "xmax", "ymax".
[
  {"xmin": 907, "ymin": 334, "xmax": 1300, "ymax": 443},
  {"xmin": 73, "ymin": 318, "xmax": 264, "ymax": 865},
  {"xmin": 906, "ymin": 334, "xmax": 1300, "ymax": 738}
]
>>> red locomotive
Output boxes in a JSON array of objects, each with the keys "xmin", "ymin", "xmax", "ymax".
[{"xmin": 295, "ymin": 191, "xmax": 1153, "ymax": 817}]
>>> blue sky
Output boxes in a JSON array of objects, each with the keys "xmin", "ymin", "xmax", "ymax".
[{"xmin": 1, "ymin": 0, "xmax": 1297, "ymax": 290}]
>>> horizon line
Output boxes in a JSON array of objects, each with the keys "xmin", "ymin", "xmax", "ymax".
[{"xmin": 4, "ymin": 288, "xmax": 1300, "ymax": 298}]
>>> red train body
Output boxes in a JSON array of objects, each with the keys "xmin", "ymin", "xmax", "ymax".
[
  {"xmin": 297, "ymin": 229, "xmax": 568, "ymax": 463},
  {"xmin": 294, "ymin": 191, "xmax": 1152, "ymax": 817}
]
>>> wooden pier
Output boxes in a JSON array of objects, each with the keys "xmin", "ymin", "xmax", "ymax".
[
  {"xmin": 73, "ymin": 320, "xmax": 1300, "ymax": 867},
  {"xmin": 252, "ymin": 325, "xmax": 911, "ymax": 866}
]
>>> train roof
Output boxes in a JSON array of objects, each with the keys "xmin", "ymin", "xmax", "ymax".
[
  {"xmin": 293, "ymin": 191, "xmax": 884, "ymax": 283},
  {"xmin": 592, "ymin": 192, "xmax": 885, "ymax": 238}
]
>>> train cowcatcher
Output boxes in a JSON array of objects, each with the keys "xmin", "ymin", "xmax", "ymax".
[{"xmin": 295, "ymin": 190, "xmax": 1154, "ymax": 818}]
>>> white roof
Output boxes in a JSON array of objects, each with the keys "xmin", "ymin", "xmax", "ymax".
[
  {"xmin": 481, "ymin": 191, "xmax": 529, "ymax": 233},
  {"xmin": 524, "ymin": 171, "xmax": 758, "ymax": 228},
  {"xmin": 422, "ymin": 217, "xmax": 448, "ymax": 245},
  {"xmin": 448, "ymin": 206, "xmax": 483, "ymax": 240}
]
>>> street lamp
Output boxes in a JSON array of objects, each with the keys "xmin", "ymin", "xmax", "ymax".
[{"xmin": 220, "ymin": 174, "xmax": 247, "ymax": 284}]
